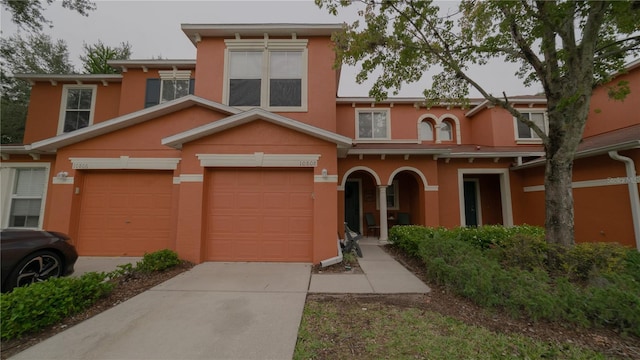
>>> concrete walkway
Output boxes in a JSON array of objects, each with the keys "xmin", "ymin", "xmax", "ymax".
[{"xmin": 10, "ymin": 238, "xmax": 429, "ymax": 360}]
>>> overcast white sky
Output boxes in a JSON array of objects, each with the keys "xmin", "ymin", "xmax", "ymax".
[{"xmin": 1, "ymin": 0, "xmax": 541, "ymax": 98}]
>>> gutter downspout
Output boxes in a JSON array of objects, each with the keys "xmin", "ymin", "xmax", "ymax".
[
  {"xmin": 320, "ymin": 238, "xmax": 343, "ymax": 267},
  {"xmin": 609, "ymin": 151, "xmax": 640, "ymax": 251}
]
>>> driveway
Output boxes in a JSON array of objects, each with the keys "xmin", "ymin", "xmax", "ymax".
[{"xmin": 11, "ymin": 262, "xmax": 311, "ymax": 360}]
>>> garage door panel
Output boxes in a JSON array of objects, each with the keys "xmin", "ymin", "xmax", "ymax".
[
  {"xmin": 206, "ymin": 168, "xmax": 313, "ymax": 262},
  {"xmin": 77, "ymin": 171, "xmax": 173, "ymax": 256}
]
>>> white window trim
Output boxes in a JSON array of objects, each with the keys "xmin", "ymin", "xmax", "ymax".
[
  {"xmin": 355, "ymin": 108, "xmax": 391, "ymax": 141},
  {"xmin": 0, "ymin": 163, "xmax": 51, "ymax": 229},
  {"xmin": 514, "ymin": 109, "xmax": 547, "ymax": 144},
  {"xmin": 222, "ymin": 39, "xmax": 308, "ymax": 112},
  {"xmin": 376, "ymin": 179, "xmax": 399, "ymax": 210},
  {"xmin": 57, "ymin": 84, "xmax": 97, "ymax": 135}
]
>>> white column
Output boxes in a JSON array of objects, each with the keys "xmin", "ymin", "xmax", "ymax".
[{"xmin": 378, "ymin": 185, "xmax": 389, "ymax": 242}]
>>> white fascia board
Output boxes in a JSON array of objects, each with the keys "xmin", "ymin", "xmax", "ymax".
[
  {"xmin": 465, "ymin": 98, "xmax": 547, "ymax": 118},
  {"xmin": 444, "ymin": 151, "xmax": 546, "ymax": 158},
  {"xmin": 162, "ymin": 108, "xmax": 352, "ymax": 149},
  {"xmin": 511, "ymin": 140, "xmax": 640, "ymax": 170},
  {"xmin": 13, "ymin": 74, "xmax": 122, "ymax": 83},
  {"xmin": 31, "ymin": 95, "xmax": 240, "ymax": 151},
  {"xmin": 347, "ymin": 148, "xmax": 451, "ymax": 156}
]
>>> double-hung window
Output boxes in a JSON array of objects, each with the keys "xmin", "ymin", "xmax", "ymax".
[
  {"xmin": 1, "ymin": 166, "xmax": 48, "ymax": 228},
  {"xmin": 224, "ymin": 39, "xmax": 308, "ymax": 111},
  {"xmin": 515, "ymin": 110, "xmax": 547, "ymax": 142},
  {"xmin": 356, "ymin": 109, "xmax": 390, "ymax": 140},
  {"xmin": 58, "ymin": 85, "xmax": 96, "ymax": 134}
]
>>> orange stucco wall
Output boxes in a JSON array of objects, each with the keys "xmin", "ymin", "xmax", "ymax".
[{"xmin": 584, "ymin": 68, "xmax": 640, "ymax": 137}]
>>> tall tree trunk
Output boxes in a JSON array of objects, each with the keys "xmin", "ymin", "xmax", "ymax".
[{"xmin": 544, "ymin": 155, "xmax": 575, "ymax": 247}]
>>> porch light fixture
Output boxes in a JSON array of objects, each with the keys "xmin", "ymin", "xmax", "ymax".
[
  {"xmin": 56, "ymin": 171, "xmax": 69, "ymax": 179},
  {"xmin": 321, "ymin": 168, "xmax": 328, "ymax": 178}
]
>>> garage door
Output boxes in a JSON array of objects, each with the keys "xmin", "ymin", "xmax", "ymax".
[
  {"xmin": 206, "ymin": 168, "xmax": 313, "ymax": 262},
  {"xmin": 77, "ymin": 171, "xmax": 173, "ymax": 256}
]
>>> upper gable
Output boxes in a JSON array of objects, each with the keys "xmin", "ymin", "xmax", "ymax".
[{"xmin": 183, "ymin": 23, "xmax": 342, "ymax": 131}]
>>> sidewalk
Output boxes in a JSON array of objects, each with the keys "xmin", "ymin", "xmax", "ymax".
[{"xmin": 308, "ymin": 237, "xmax": 431, "ymax": 294}]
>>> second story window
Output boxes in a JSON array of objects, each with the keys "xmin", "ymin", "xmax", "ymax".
[
  {"xmin": 440, "ymin": 120, "xmax": 453, "ymax": 141},
  {"xmin": 419, "ymin": 121, "xmax": 434, "ymax": 141},
  {"xmin": 145, "ymin": 70, "xmax": 194, "ymax": 108},
  {"xmin": 224, "ymin": 39, "xmax": 308, "ymax": 111},
  {"xmin": 515, "ymin": 110, "xmax": 547, "ymax": 142},
  {"xmin": 59, "ymin": 85, "xmax": 96, "ymax": 134},
  {"xmin": 357, "ymin": 109, "xmax": 390, "ymax": 140}
]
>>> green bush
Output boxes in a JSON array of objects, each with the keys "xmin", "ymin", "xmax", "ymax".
[
  {"xmin": 0, "ymin": 272, "xmax": 113, "ymax": 340},
  {"xmin": 136, "ymin": 249, "xmax": 181, "ymax": 272},
  {"xmin": 390, "ymin": 225, "xmax": 640, "ymax": 336}
]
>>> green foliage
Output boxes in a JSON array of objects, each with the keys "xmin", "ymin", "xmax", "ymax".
[
  {"xmin": 80, "ymin": 40, "xmax": 132, "ymax": 74},
  {"xmin": 0, "ymin": 249, "xmax": 183, "ymax": 340},
  {"xmin": 0, "ymin": 272, "xmax": 112, "ymax": 340},
  {"xmin": 390, "ymin": 225, "xmax": 640, "ymax": 336},
  {"xmin": 136, "ymin": 249, "xmax": 181, "ymax": 272},
  {"xmin": 1, "ymin": 0, "xmax": 96, "ymax": 32},
  {"xmin": 0, "ymin": 32, "xmax": 75, "ymax": 144}
]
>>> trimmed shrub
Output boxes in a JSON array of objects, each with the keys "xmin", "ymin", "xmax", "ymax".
[
  {"xmin": 0, "ymin": 272, "xmax": 113, "ymax": 340},
  {"xmin": 389, "ymin": 224, "xmax": 640, "ymax": 336},
  {"xmin": 136, "ymin": 249, "xmax": 180, "ymax": 272}
]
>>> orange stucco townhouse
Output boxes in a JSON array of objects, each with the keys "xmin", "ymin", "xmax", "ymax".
[{"xmin": 1, "ymin": 23, "xmax": 638, "ymax": 265}]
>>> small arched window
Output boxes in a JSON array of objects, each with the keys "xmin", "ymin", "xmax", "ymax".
[
  {"xmin": 419, "ymin": 121, "xmax": 434, "ymax": 141},
  {"xmin": 440, "ymin": 120, "xmax": 453, "ymax": 141}
]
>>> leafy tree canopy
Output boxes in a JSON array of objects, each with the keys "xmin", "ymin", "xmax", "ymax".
[
  {"xmin": 80, "ymin": 40, "xmax": 132, "ymax": 74},
  {"xmin": 317, "ymin": 0, "xmax": 640, "ymax": 246},
  {"xmin": 0, "ymin": 32, "xmax": 75, "ymax": 144},
  {"xmin": 1, "ymin": 0, "xmax": 96, "ymax": 32}
]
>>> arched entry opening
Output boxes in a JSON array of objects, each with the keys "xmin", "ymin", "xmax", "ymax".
[
  {"xmin": 342, "ymin": 168, "xmax": 380, "ymax": 235},
  {"xmin": 388, "ymin": 170, "xmax": 423, "ymax": 227}
]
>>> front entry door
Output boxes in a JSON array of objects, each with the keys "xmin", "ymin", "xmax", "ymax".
[
  {"xmin": 463, "ymin": 180, "xmax": 479, "ymax": 227},
  {"xmin": 344, "ymin": 180, "xmax": 361, "ymax": 233}
]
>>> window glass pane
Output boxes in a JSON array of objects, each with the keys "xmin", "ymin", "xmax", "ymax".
[
  {"xmin": 230, "ymin": 51, "xmax": 262, "ymax": 78},
  {"xmin": 358, "ymin": 112, "xmax": 373, "ymax": 138},
  {"xmin": 175, "ymin": 79, "xmax": 190, "ymax": 98},
  {"xmin": 229, "ymin": 79, "xmax": 261, "ymax": 106},
  {"xmin": 440, "ymin": 121, "xmax": 452, "ymax": 141},
  {"xmin": 14, "ymin": 168, "xmax": 45, "ymax": 196},
  {"xmin": 419, "ymin": 121, "xmax": 433, "ymax": 140},
  {"xmin": 373, "ymin": 112, "xmax": 387, "ymax": 138},
  {"xmin": 270, "ymin": 79, "xmax": 301, "ymax": 106},
  {"xmin": 9, "ymin": 199, "xmax": 41, "ymax": 227},
  {"xmin": 78, "ymin": 89, "xmax": 93, "ymax": 109},
  {"xmin": 64, "ymin": 111, "xmax": 90, "ymax": 132},
  {"xmin": 161, "ymin": 80, "xmax": 176, "ymax": 102},
  {"xmin": 517, "ymin": 113, "xmax": 532, "ymax": 138},
  {"xmin": 66, "ymin": 89, "xmax": 80, "ymax": 109},
  {"xmin": 270, "ymin": 51, "xmax": 301, "ymax": 78}
]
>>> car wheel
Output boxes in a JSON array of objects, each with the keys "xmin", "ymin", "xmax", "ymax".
[{"xmin": 9, "ymin": 251, "xmax": 63, "ymax": 289}]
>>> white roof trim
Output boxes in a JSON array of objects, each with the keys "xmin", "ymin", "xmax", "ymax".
[
  {"xmin": 511, "ymin": 140, "xmax": 640, "ymax": 170},
  {"xmin": 162, "ymin": 108, "xmax": 353, "ymax": 149},
  {"xmin": 31, "ymin": 95, "xmax": 240, "ymax": 151},
  {"xmin": 465, "ymin": 98, "xmax": 547, "ymax": 117}
]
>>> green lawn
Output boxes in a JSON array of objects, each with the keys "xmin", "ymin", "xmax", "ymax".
[{"xmin": 294, "ymin": 298, "xmax": 606, "ymax": 360}]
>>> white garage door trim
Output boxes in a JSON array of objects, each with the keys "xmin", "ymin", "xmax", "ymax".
[{"xmin": 197, "ymin": 152, "xmax": 319, "ymax": 168}]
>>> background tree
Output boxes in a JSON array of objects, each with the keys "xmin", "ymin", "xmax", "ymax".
[
  {"xmin": 1, "ymin": 0, "xmax": 95, "ymax": 32},
  {"xmin": 1, "ymin": 33, "xmax": 75, "ymax": 144},
  {"xmin": 80, "ymin": 40, "xmax": 132, "ymax": 74},
  {"xmin": 317, "ymin": 0, "xmax": 640, "ymax": 246}
]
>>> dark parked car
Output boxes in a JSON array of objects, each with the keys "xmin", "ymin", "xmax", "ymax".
[{"xmin": 1, "ymin": 229, "xmax": 78, "ymax": 293}]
